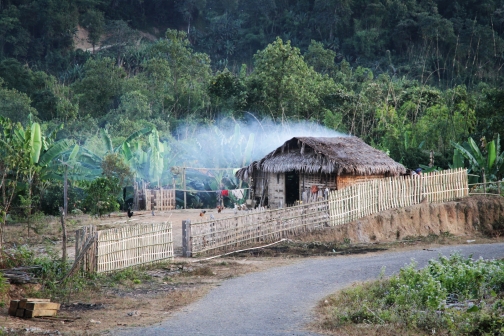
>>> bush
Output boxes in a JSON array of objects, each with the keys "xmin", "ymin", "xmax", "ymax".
[
  {"xmin": 83, "ymin": 176, "xmax": 121, "ymax": 216},
  {"xmin": 321, "ymin": 253, "xmax": 504, "ymax": 334},
  {"xmin": 0, "ymin": 272, "xmax": 8, "ymax": 306}
]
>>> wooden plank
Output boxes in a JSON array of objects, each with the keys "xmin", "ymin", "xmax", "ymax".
[
  {"xmin": 24, "ymin": 309, "xmax": 58, "ymax": 318},
  {"xmin": 9, "ymin": 300, "xmax": 20, "ymax": 310},
  {"xmin": 25, "ymin": 302, "xmax": 60, "ymax": 310},
  {"xmin": 16, "ymin": 309, "xmax": 25, "ymax": 317},
  {"xmin": 8, "ymin": 300, "xmax": 19, "ymax": 316},
  {"xmin": 21, "ymin": 298, "xmax": 51, "ymax": 303}
]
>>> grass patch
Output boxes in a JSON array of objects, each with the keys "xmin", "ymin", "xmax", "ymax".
[{"xmin": 317, "ymin": 253, "xmax": 504, "ymax": 335}]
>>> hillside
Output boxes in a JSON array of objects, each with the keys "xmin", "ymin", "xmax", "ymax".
[{"xmin": 0, "ymin": 0, "xmax": 503, "ymax": 216}]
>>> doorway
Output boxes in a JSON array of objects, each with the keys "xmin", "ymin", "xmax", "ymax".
[{"xmin": 285, "ymin": 171, "xmax": 299, "ymax": 205}]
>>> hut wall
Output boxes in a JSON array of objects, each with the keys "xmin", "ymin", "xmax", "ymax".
[
  {"xmin": 251, "ymin": 171, "xmax": 269, "ymax": 204},
  {"xmin": 299, "ymin": 173, "xmax": 337, "ymax": 194},
  {"xmin": 268, "ymin": 172, "xmax": 286, "ymax": 209},
  {"xmin": 337, "ymin": 174, "xmax": 385, "ymax": 190}
]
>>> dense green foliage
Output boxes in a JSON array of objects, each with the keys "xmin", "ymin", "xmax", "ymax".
[
  {"xmin": 1, "ymin": 0, "xmax": 503, "ymax": 222},
  {"xmin": 322, "ymin": 254, "xmax": 504, "ymax": 334}
]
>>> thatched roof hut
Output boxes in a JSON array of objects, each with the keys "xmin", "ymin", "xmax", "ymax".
[{"xmin": 236, "ymin": 136, "xmax": 406, "ymax": 180}]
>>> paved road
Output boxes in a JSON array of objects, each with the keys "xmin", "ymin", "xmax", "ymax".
[{"xmin": 116, "ymin": 243, "xmax": 504, "ymax": 336}]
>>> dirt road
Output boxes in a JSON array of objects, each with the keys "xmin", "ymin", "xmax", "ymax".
[{"xmin": 114, "ymin": 243, "xmax": 504, "ymax": 336}]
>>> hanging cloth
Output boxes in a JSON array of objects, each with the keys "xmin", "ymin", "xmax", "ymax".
[{"xmin": 230, "ymin": 189, "xmax": 245, "ymax": 200}]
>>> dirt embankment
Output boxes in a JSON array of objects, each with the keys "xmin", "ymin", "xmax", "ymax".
[{"xmin": 314, "ymin": 196, "xmax": 504, "ymax": 243}]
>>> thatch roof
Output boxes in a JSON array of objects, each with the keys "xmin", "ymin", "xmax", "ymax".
[{"xmin": 236, "ymin": 136, "xmax": 406, "ymax": 180}]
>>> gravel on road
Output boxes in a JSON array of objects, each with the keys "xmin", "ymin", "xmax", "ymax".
[{"xmin": 115, "ymin": 243, "xmax": 504, "ymax": 336}]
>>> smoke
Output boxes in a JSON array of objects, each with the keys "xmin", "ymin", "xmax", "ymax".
[{"xmin": 172, "ymin": 115, "xmax": 347, "ymax": 169}]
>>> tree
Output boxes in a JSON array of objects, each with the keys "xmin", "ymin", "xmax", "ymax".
[
  {"xmin": 304, "ymin": 40, "xmax": 338, "ymax": 76},
  {"xmin": 102, "ymin": 20, "xmax": 140, "ymax": 66},
  {"xmin": 148, "ymin": 29, "xmax": 211, "ymax": 120},
  {"xmin": 79, "ymin": 9, "xmax": 105, "ymax": 53},
  {"xmin": 0, "ymin": 5, "xmax": 30, "ymax": 58},
  {"xmin": 247, "ymin": 37, "xmax": 339, "ymax": 121},
  {"xmin": 0, "ymin": 80, "xmax": 37, "ymax": 123},
  {"xmin": 208, "ymin": 68, "xmax": 247, "ymax": 112},
  {"xmin": 0, "ymin": 117, "xmax": 24, "ymax": 250},
  {"xmin": 138, "ymin": 57, "xmax": 173, "ymax": 118},
  {"xmin": 72, "ymin": 57, "xmax": 126, "ymax": 118}
]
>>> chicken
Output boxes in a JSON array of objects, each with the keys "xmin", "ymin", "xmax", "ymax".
[
  {"xmin": 217, "ymin": 205, "xmax": 223, "ymax": 213},
  {"xmin": 127, "ymin": 208, "xmax": 133, "ymax": 218},
  {"xmin": 199, "ymin": 210, "xmax": 207, "ymax": 217}
]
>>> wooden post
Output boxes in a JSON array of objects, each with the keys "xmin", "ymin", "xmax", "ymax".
[
  {"xmin": 63, "ymin": 166, "xmax": 68, "ymax": 216},
  {"xmin": 59, "ymin": 207, "xmax": 67, "ymax": 264},
  {"xmin": 482, "ymin": 168, "xmax": 486, "ymax": 194},
  {"xmin": 182, "ymin": 220, "xmax": 192, "ymax": 257},
  {"xmin": 183, "ymin": 167, "xmax": 187, "ymax": 209}
]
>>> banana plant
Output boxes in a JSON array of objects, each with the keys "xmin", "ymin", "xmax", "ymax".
[
  {"xmin": 451, "ymin": 135, "xmax": 504, "ymax": 182},
  {"xmin": 126, "ymin": 129, "xmax": 165, "ymax": 185},
  {"xmin": 7, "ymin": 118, "xmax": 74, "ymax": 236},
  {"xmin": 79, "ymin": 126, "xmax": 154, "ymax": 180}
]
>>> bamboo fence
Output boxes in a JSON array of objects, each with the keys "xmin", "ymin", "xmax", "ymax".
[
  {"xmin": 328, "ymin": 168, "xmax": 468, "ymax": 225},
  {"xmin": 152, "ymin": 189, "xmax": 176, "ymax": 211},
  {"xmin": 189, "ymin": 168, "xmax": 468, "ymax": 256},
  {"xmin": 75, "ymin": 222, "xmax": 174, "ymax": 273},
  {"xmin": 190, "ymin": 201, "xmax": 329, "ymax": 255},
  {"xmin": 96, "ymin": 222, "xmax": 174, "ymax": 273},
  {"xmin": 134, "ymin": 184, "xmax": 176, "ymax": 211}
]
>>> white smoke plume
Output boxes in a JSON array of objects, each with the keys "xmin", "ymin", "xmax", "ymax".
[{"xmin": 172, "ymin": 114, "xmax": 347, "ymax": 169}]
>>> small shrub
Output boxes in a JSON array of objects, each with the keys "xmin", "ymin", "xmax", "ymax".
[
  {"xmin": 106, "ymin": 267, "xmax": 151, "ymax": 286},
  {"xmin": 83, "ymin": 176, "xmax": 121, "ymax": 216},
  {"xmin": 0, "ymin": 272, "xmax": 8, "ymax": 306},
  {"xmin": 319, "ymin": 253, "xmax": 504, "ymax": 334}
]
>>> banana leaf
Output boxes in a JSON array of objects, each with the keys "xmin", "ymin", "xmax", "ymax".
[
  {"xmin": 487, "ymin": 140, "xmax": 496, "ymax": 171},
  {"xmin": 38, "ymin": 139, "xmax": 74, "ymax": 167},
  {"xmin": 451, "ymin": 141, "xmax": 480, "ymax": 172},
  {"xmin": 101, "ymin": 128, "xmax": 113, "ymax": 153},
  {"xmin": 68, "ymin": 144, "xmax": 80, "ymax": 162},
  {"xmin": 467, "ymin": 137, "xmax": 485, "ymax": 168},
  {"xmin": 449, "ymin": 148, "xmax": 464, "ymax": 169},
  {"xmin": 30, "ymin": 122, "xmax": 42, "ymax": 164},
  {"xmin": 121, "ymin": 142, "xmax": 133, "ymax": 161}
]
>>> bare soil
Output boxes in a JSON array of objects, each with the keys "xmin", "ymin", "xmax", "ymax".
[{"xmin": 73, "ymin": 25, "xmax": 157, "ymax": 53}]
